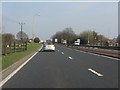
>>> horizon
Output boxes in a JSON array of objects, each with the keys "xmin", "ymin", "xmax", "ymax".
[{"xmin": 2, "ymin": 1, "xmax": 118, "ymax": 41}]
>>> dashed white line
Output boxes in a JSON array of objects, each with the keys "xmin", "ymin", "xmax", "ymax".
[
  {"xmin": 66, "ymin": 47, "xmax": 120, "ymax": 61},
  {"xmin": 61, "ymin": 52, "xmax": 64, "ymax": 54},
  {"xmin": 68, "ymin": 56, "xmax": 73, "ymax": 60},
  {"xmin": 88, "ymin": 68, "xmax": 103, "ymax": 77},
  {"xmin": 58, "ymin": 50, "xmax": 59, "ymax": 52}
]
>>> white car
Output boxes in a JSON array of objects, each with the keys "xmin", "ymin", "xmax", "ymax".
[
  {"xmin": 74, "ymin": 41, "xmax": 80, "ymax": 46},
  {"xmin": 44, "ymin": 44, "xmax": 55, "ymax": 52}
]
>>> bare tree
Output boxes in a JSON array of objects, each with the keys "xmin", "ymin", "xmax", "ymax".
[
  {"xmin": 2, "ymin": 33, "xmax": 15, "ymax": 44},
  {"xmin": 52, "ymin": 27, "xmax": 77, "ymax": 44},
  {"xmin": 117, "ymin": 34, "xmax": 120, "ymax": 46},
  {"xmin": 16, "ymin": 31, "xmax": 29, "ymax": 42},
  {"xmin": 2, "ymin": 33, "xmax": 15, "ymax": 54}
]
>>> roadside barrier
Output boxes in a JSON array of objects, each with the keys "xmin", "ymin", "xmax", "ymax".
[{"xmin": 2, "ymin": 40, "xmax": 27, "ymax": 55}]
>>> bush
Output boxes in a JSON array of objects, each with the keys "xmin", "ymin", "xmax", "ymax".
[{"xmin": 34, "ymin": 37, "xmax": 40, "ymax": 43}]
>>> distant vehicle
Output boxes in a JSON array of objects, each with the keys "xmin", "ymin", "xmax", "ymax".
[
  {"xmin": 40, "ymin": 40, "xmax": 44, "ymax": 44},
  {"xmin": 74, "ymin": 41, "xmax": 80, "ymax": 46},
  {"xmin": 62, "ymin": 40, "xmax": 67, "ymax": 45},
  {"xmin": 44, "ymin": 43, "xmax": 55, "ymax": 52},
  {"xmin": 46, "ymin": 39, "xmax": 53, "ymax": 44}
]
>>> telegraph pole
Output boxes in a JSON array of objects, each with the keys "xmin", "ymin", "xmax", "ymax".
[{"xmin": 19, "ymin": 22, "xmax": 25, "ymax": 40}]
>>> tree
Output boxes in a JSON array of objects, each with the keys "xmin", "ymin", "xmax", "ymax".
[
  {"xmin": 97, "ymin": 35, "xmax": 104, "ymax": 46},
  {"xmin": 117, "ymin": 34, "xmax": 120, "ymax": 46},
  {"xmin": 52, "ymin": 27, "xmax": 77, "ymax": 44},
  {"xmin": 92, "ymin": 31, "xmax": 98, "ymax": 45},
  {"xmin": 2, "ymin": 33, "xmax": 15, "ymax": 54},
  {"xmin": 79, "ymin": 30, "xmax": 94, "ymax": 45},
  {"xmin": 34, "ymin": 37, "xmax": 40, "ymax": 43},
  {"xmin": 79, "ymin": 30, "xmax": 107, "ymax": 46},
  {"xmin": 52, "ymin": 31, "xmax": 63, "ymax": 43},
  {"xmin": 2, "ymin": 33, "xmax": 15, "ymax": 44},
  {"xmin": 62, "ymin": 27, "xmax": 77, "ymax": 44},
  {"xmin": 16, "ymin": 31, "xmax": 29, "ymax": 41}
]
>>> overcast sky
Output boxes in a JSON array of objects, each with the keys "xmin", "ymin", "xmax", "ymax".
[{"xmin": 2, "ymin": 1, "xmax": 118, "ymax": 41}]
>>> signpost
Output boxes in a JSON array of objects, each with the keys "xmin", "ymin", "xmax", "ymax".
[{"xmin": 55, "ymin": 38, "xmax": 58, "ymax": 43}]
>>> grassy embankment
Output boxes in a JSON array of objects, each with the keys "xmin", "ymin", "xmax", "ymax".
[{"xmin": 2, "ymin": 43, "xmax": 41, "ymax": 70}]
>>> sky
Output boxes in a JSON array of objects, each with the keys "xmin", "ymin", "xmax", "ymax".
[{"xmin": 2, "ymin": 1, "xmax": 118, "ymax": 41}]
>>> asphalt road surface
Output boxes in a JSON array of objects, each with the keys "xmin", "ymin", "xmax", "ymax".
[{"xmin": 2, "ymin": 44, "xmax": 119, "ymax": 88}]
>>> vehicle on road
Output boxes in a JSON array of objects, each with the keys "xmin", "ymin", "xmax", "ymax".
[
  {"xmin": 44, "ymin": 43, "xmax": 55, "ymax": 52},
  {"xmin": 74, "ymin": 41, "xmax": 80, "ymax": 46}
]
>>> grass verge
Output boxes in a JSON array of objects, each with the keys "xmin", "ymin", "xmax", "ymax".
[{"xmin": 2, "ymin": 43, "xmax": 41, "ymax": 70}]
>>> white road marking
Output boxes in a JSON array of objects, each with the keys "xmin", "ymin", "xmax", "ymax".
[
  {"xmin": 58, "ymin": 50, "xmax": 59, "ymax": 52},
  {"xmin": 66, "ymin": 47, "xmax": 120, "ymax": 61},
  {"xmin": 0, "ymin": 45, "xmax": 43, "ymax": 87},
  {"xmin": 61, "ymin": 52, "xmax": 64, "ymax": 54},
  {"xmin": 68, "ymin": 56, "xmax": 73, "ymax": 60},
  {"xmin": 88, "ymin": 68, "xmax": 103, "ymax": 77}
]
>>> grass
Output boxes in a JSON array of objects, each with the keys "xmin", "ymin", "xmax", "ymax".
[{"xmin": 2, "ymin": 43, "xmax": 41, "ymax": 70}]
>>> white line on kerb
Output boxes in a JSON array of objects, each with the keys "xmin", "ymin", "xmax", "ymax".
[
  {"xmin": 68, "ymin": 56, "xmax": 73, "ymax": 60},
  {"xmin": 88, "ymin": 68, "xmax": 103, "ymax": 77},
  {"xmin": 0, "ymin": 45, "xmax": 43, "ymax": 87},
  {"xmin": 61, "ymin": 52, "xmax": 64, "ymax": 54}
]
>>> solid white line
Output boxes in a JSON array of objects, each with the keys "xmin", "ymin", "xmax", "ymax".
[
  {"xmin": 0, "ymin": 45, "xmax": 43, "ymax": 87},
  {"xmin": 88, "ymin": 68, "xmax": 103, "ymax": 77},
  {"xmin": 61, "ymin": 52, "xmax": 64, "ymax": 54},
  {"xmin": 66, "ymin": 47, "xmax": 120, "ymax": 61},
  {"xmin": 68, "ymin": 56, "xmax": 73, "ymax": 60},
  {"xmin": 80, "ymin": 50, "xmax": 120, "ymax": 61}
]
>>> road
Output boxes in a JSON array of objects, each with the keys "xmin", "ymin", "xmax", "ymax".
[{"xmin": 2, "ymin": 44, "xmax": 118, "ymax": 88}]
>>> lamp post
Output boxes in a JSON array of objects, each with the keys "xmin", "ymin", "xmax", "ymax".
[{"xmin": 32, "ymin": 14, "xmax": 40, "ymax": 40}]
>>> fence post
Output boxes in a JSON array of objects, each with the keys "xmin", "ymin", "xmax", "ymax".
[
  {"xmin": 18, "ymin": 41, "xmax": 19, "ymax": 51},
  {"xmin": 25, "ymin": 42, "xmax": 27, "ymax": 50},
  {"xmin": 9, "ymin": 43, "xmax": 11, "ymax": 54},
  {"xmin": 14, "ymin": 41, "xmax": 15, "ymax": 53},
  {"xmin": 4, "ymin": 43, "xmax": 6, "ymax": 55},
  {"xmin": 23, "ymin": 42, "xmax": 25, "ymax": 51},
  {"xmin": 20, "ymin": 41, "xmax": 22, "ymax": 51}
]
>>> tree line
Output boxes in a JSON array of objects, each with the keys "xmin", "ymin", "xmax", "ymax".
[
  {"xmin": 2, "ymin": 31, "xmax": 41, "ymax": 45},
  {"xmin": 52, "ymin": 27, "xmax": 120, "ymax": 46},
  {"xmin": 1, "ymin": 31, "xmax": 40, "ymax": 55}
]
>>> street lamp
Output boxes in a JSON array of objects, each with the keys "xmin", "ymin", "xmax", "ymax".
[{"xmin": 32, "ymin": 14, "xmax": 40, "ymax": 40}]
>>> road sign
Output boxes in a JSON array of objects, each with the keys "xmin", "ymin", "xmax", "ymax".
[{"xmin": 55, "ymin": 38, "xmax": 58, "ymax": 43}]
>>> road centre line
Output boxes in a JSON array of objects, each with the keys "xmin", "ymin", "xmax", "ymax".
[
  {"xmin": 61, "ymin": 52, "xmax": 64, "ymax": 54},
  {"xmin": 68, "ymin": 56, "xmax": 73, "ymax": 60},
  {"xmin": 88, "ymin": 68, "xmax": 103, "ymax": 77}
]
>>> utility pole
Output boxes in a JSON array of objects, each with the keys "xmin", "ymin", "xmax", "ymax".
[{"xmin": 19, "ymin": 22, "xmax": 25, "ymax": 40}]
